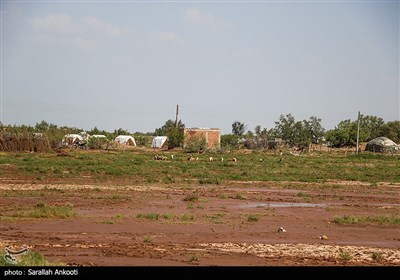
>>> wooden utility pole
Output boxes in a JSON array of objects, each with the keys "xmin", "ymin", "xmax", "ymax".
[
  {"xmin": 175, "ymin": 104, "xmax": 179, "ymax": 128},
  {"xmin": 356, "ymin": 111, "xmax": 361, "ymax": 154}
]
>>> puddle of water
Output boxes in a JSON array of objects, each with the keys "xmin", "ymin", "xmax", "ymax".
[{"xmin": 241, "ymin": 202, "xmax": 328, "ymax": 208}]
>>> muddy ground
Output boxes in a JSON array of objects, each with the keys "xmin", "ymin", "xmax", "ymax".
[{"xmin": 1, "ymin": 177, "xmax": 399, "ymax": 266}]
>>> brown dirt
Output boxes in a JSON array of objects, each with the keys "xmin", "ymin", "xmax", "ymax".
[{"xmin": 1, "ymin": 178, "xmax": 399, "ymax": 266}]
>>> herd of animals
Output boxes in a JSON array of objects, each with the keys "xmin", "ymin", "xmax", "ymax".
[{"xmin": 154, "ymin": 154, "xmax": 237, "ymax": 162}]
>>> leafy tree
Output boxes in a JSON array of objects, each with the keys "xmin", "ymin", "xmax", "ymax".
[
  {"xmin": 303, "ymin": 116, "xmax": 325, "ymax": 144},
  {"xmin": 326, "ymin": 114, "xmax": 389, "ymax": 147},
  {"xmin": 155, "ymin": 119, "xmax": 185, "ymax": 149},
  {"xmin": 35, "ymin": 120, "xmax": 50, "ymax": 132},
  {"xmin": 360, "ymin": 115, "xmax": 385, "ymax": 140},
  {"xmin": 274, "ymin": 114, "xmax": 296, "ymax": 144},
  {"xmin": 155, "ymin": 119, "xmax": 184, "ymax": 136},
  {"xmin": 325, "ymin": 120, "xmax": 358, "ymax": 147},
  {"xmin": 272, "ymin": 114, "xmax": 325, "ymax": 147},
  {"xmin": 231, "ymin": 121, "xmax": 246, "ymax": 136},
  {"xmin": 380, "ymin": 121, "xmax": 400, "ymax": 143},
  {"xmin": 221, "ymin": 134, "xmax": 241, "ymax": 150},
  {"xmin": 166, "ymin": 127, "xmax": 184, "ymax": 149}
]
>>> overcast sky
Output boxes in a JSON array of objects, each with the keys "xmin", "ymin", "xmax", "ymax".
[{"xmin": 1, "ymin": 0, "xmax": 399, "ymax": 134}]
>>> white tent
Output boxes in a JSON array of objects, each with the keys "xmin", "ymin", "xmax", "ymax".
[
  {"xmin": 62, "ymin": 134, "xmax": 84, "ymax": 146},
  {"xmin": 91, "ymin": 135, "xmax": 107, "ymax": 139},
  {"xmin": 115, "ymin": 135, "xmax": 136, "ymax": 146},
  {"xmin": 152, "ymin": 136, "xmax": 168, "ymax": 148},
  {"xmin": 365, "ymin": 137, "xmax": 399, "ymax": 153}
]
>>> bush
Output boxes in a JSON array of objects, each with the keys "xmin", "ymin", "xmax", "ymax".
[
  {"xmin": 87, "ymin": 137, "xmax": 109, "ymax": 150},
  {"xmin": 184, "ymin": 135, "xmax": 207, "ymax": 153},
  {"xmin": 221, "ymin": 134, "xmax": 241, "ymax": 150},
  {"xmin": 166, "ymin": 128, "xmax": 184, "ymax": 149}
]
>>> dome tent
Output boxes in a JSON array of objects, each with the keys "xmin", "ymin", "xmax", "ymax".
[
  {"xmin": 365, "ymin": 137, "xmax": 399, "ymax": 153},
  {"xmin": 114, "ymin": 135, "xmax": 136, "ymax": 147}
]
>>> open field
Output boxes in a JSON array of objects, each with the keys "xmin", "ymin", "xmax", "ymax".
[{"xmin": 1, "ymin": 149, "xmax": 400, "ymax": 266}]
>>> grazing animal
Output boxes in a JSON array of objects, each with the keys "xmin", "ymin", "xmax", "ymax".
[
  {"xmin": 221, "ymin": 157, "xmax": 224, "ymax": 162},
  {"xmin": 170, "ymin": 155, "xmax": 174, "ymax": 160},
  {"xmin": 188, "ymin": 155, "xmax": 197, "ymax": 161},
  {"xmin": 232, "ymin": 158, "xmax": 237, "ymax": 162},
  {"xmin": 155, "ymin": 155, "xmax": 168, "ymax": 160},
  {"xmin": 209, "ymin": 157, "xmax": 214, "ymax": 162}
]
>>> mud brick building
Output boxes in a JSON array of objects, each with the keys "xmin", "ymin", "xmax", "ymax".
[{"xmin": 183, "ymin": 128, "xmax": 221, "ymax": 150}]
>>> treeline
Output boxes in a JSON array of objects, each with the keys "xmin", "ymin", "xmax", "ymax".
[
  {"xmin": 223, "ymin": 114, "xmax": 400, "ymax": 149},
  {"xmin": 0, "ymin": 121, "xmax": 153, "ymax": 148},
  {"xmin": 1, "ymin": 114, "xmax": 399, "ymax": 150}
]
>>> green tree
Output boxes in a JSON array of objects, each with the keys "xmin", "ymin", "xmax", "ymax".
[
  {"xmin": 231, "ymin": 121, "xmax": 246, "ymax": 136},
  {"xmin": 155, "ymin": 119, "xmax": 184, "ymax": 136},
  {"xmin": 221, "ymin": 134, "xmax": 241, "ymax": 150},
  {"xmin": 379, "ymin": 120, "xmax": 400, "ymax": 143},
  {"xmin": 325, "ymin": 120, "xmax": 358, "ymax": 147},
  {"xmin": 155, "ymin": 119, "xmax": 185, "ymax": 149},
  {"xmin": 166, "ymin": 127, "xmax": 184, "ymax": 149},
  {"xmin": 34, "ymin": 120, "xmax": 50, "ymax": 132},
  {"xmin": 360, "ymin": 115, "xmax": 385, "ymax": 141},
  {"xmin": 274, "ymin": 114, "xmax": 296, "ymax": 146},
  {"xmin": 303, "ymin": 116, "xmax": 325, "ymax": 144}
]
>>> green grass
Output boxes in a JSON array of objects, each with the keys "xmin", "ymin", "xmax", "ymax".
[
  {"xmin": 233, "ymin": 192, "xmax": 246, "ymax": 200},
  {"xmin": 180, "ymin": 213, "xmax": 195, "ymax": 222},
  {"xmin": 332, "ymin": 215, "xmax": 400, "ymax": 225},
  {"xmin": 371, "ymin": 252, "xmax": 384, "ymax": 261},
  {"xmin": 135, "ymin": 212, "xmax": 194, "ymax": 223},
  {"xmin": 143, "ymin": 236, "xmax": 152, "ymax": 243},
  {"xmin": 247, "ymin": 214, "xmax": 259, "ymax": 222},
  {"xmin": 3, "ymin": 203, "xmax": 77, "ymax": 219},
  {"xmin": 0, "ymin": 247, "xmax": 60, "ymax": 266},
  {"xmin": 296, "ymin": 192, "xmax": 311, "ymax": 198},
  {"xmin": 0, "ymin": 151, "xmax": 399, "ymax": 184},
  {"xmin": 136, "ymin": 213, "xmax": 161, "ymax": 220},
  {"xmin": 338, "ymin": 251, "xmax": 353, "ymax": 261},
  {"xmin": 198, "ymin": 177, "xmax": 221, "ymax": 185},
  {"xmin": 188, "ymin": 254, "xmax": 200, "ymax": 262},
  {"xmin": 205, "ymin": 212, "xmax": 226, "ymax": 224}
]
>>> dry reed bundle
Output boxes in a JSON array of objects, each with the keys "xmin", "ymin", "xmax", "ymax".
[{"xmin": 0, "ymin": 132, "xmax": 51, "ymax": 152}]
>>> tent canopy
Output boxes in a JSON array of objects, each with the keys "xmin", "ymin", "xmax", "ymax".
[
  {"xmin": 62, "ymin": 134, "xmax": 83, "ymax": 144},
  {"xmin": 152, "ymin": 136, "xmax": 168, "ymax": 148},
  {"xmin": 91, "ymin": 135, "xmax": 107, "ymax": 138},
  {"xmin": 61, "ymin": 134, "xmax": 84, "ymax": 146},
  {"xmin": 115, "ymin": 135, "xmax": 136, "ymax": 146},
  {"xmin": 365, "ymin": 137, "xmax": 399, "ymax": 153}
]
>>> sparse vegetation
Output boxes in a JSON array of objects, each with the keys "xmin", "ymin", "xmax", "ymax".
[
  {"xmin": 188, "ymin": 254, "xmax": 200, "ymax": 262},
  {"xmin": 182, "ymin": 193, "xmax": 199, "ymax": 202},
  {"xmin": 143, "ymin": 236, "xmax": 152, "ymax": 243},
  {"xmin": 3, "ymin": 203, "xmax": 77, "ymax": 219},
  {"xmin": 371, "ymin": 252, "xmax": 384, "ymax": 261},
  {"xmin": 0, "ymin": 246, "xmax": 59, "ymax": 266},
  {"xmin": 205, "ymin": 212, "xmax": 226, "ymax": 224},
  {"xmin": 338, "ymin": 250, "xmax": 353, "ymax": 261},
  {"xmin": 136, "ymin": 213, "xmax": 161, "ymax": 220},
  {"xmin": 234, "ymin": 192, "xmax": 246, "ymax": 200},
  {"xmin": 180, "ymin": 213, "xmax": 195, "ymax": 222},
  {"xmin": 332, "ymin": 215, "xmax": 400, "ymax": 225},
  {"xmin": 247, "ymin": 214, "xmax": 259, "ymax": 222}
]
